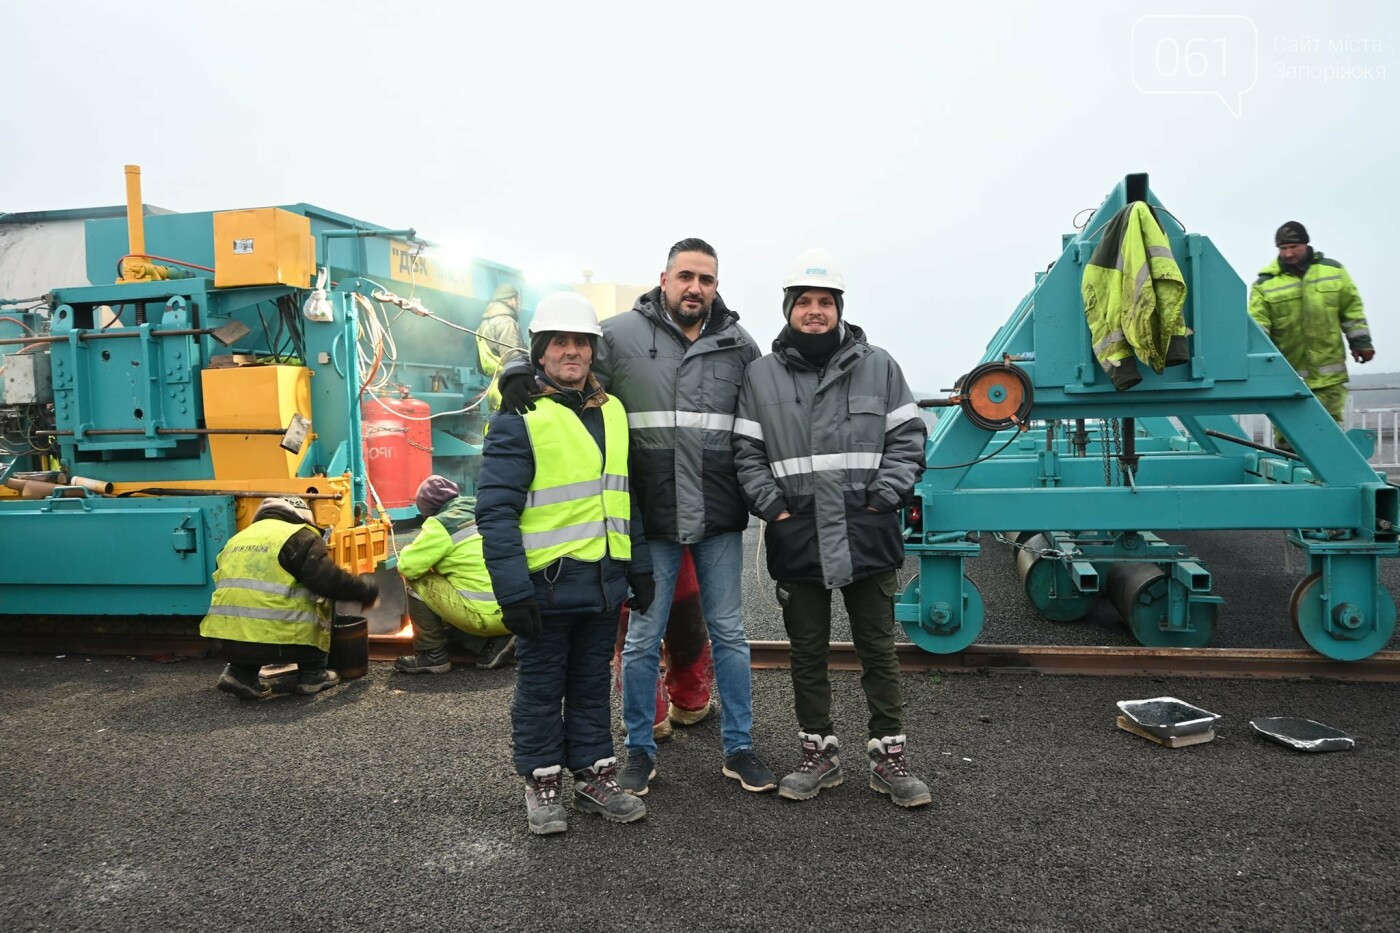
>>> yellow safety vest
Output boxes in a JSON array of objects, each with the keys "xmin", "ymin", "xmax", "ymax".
[
  {"xmin": 200, "ymin": 520, "xmax": 332, "ymax": 651},
  {"xmin": 519, "ymin": 395, "xmax": 631, "ymax": 570}
]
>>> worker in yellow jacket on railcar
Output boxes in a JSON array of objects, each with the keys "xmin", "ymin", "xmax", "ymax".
[
  {"xmin": 1249, "ymin": 221, "xmax": 1375, "ymax": 447},
  {"xmin": 201, "ymin": 495, "xmax": 379, "ymax": 701}
]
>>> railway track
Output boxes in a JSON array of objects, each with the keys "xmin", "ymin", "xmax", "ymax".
[{"xmin": 4, "ymin": 622, "xmax": 1399, "ymax": 682}]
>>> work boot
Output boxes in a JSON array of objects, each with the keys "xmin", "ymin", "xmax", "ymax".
[
  {"xmin": 394, "ymin": 647, "xmax": 452, "ymax": 675},
  {"xmin": 476, "ymin": 635, "xmax": 517, "ymax": 670},
  {"xmin": 216, "ymin": 664, "xmax": 271, "ymax": 702},
  {"xmin": 525, "ymin": 765, "xmax": 568, "ymax": 835},
  {"xmin": 653, "ymin": 718, "xmax": 673, "ymax": 742},
  {"xmin": 293, "ymin": 667, "xmax": 341, "ymax": 696},
  {"xmin": 573, "ymin": 757, "xmax": 646, "ymax": 823},
  {"xmin": 618, "ymin": 749, "xmax": 656, "ymax": 797},
  {"xmin": 778, "ymin": 732, "xmax": 843, "ymax": 801},
  {"xmin": 723, "ymin": 748, "xmax": 777, "ymax": 792},
  {"xmin": 868, "ymin": 735, "xmax": 932, "ymax": 808},
  {"xmin": 669, "ymin": 699, "xmax": 715, "ymax": 726}
]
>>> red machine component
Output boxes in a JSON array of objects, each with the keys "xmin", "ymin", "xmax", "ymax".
[{"xmin": 362, "ymin": 393, "xmax": 432, "ymax": 509}]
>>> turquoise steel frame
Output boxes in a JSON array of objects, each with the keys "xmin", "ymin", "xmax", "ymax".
[{"xmin": 899, "ymin": 174, "xmax": 1398, "ymax": 661}]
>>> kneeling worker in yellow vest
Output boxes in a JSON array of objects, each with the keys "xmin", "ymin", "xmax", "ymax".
[
  {"xmin": 477, "ymin": 291, "xmax": 655, "ymax": 835},
  {"xmin": 201, "ymin": 495, "xmax": 380, "ymax": 701},
  {"xmin": 394, "ymin": 474, "xmax": 514, "ymax": 673}
]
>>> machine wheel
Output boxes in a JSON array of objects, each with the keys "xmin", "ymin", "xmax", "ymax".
[
  {"xmin": 899, "ymin": 575, "xmax": 984, "ymax": 654},
  {"xmin": 958, "ymin": 362, "xmax": 1034, "ymax": 431},
  {"xmin": 1015, "ymin": 534, "xmax": 1094, "ymax": 622},
  {"xmin": 1107, "ymin": 563, "xmax": 1216, "ymax": 648},
  {"xmin": 1290, "ymin": 571, "xmax": 1397, "ymax": 661}
]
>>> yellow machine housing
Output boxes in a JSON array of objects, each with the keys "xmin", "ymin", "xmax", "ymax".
[
  {"xmin": 212, "ymin": 208, "xmax": 315, "ymax": 288},
  {"xmin": 201, "ymin": 364, "xmax": 312, "ymax": 480}
]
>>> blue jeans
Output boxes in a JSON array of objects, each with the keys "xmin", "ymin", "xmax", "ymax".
[
  {"xmin": 512, "ymin": 608, "xmax": 616, "ymax": 775},
  {"xmin": 621, "ymin": 532, "xmax": 753, "ymax": 757}
]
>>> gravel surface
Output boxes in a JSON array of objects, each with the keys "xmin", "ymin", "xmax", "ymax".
[{"xmin": 2, "ymin": 652, "xmax": 1398, "ymax": 932}]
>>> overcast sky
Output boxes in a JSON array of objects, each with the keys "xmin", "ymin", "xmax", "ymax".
[{"xmin": 2, "ymin": 0, "xmax": 1394, "ymax": 391}]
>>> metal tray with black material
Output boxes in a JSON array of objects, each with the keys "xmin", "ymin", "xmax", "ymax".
[
  {"xmin": 1116, "ymin": 697, "xmax": 1221, "ymax": 746},
  {"xmin": 1249, "ymin": 717, "xmax": 1356, "ymax": 753}
]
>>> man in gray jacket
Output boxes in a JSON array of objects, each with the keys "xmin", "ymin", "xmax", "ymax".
[
  {"xmin": 732, "ymin": 249, "xmax": 931, "ymax": 809},
  {"xmin": 497, "ymin": 239, "xmax": 776, "ymax": 797}
]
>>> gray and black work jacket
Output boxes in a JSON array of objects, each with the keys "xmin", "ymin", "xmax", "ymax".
[
  {"xmin": 594, "ymin": 287, "xmax": 759, "ymax": 544},
  {"xmin": 733, "ymin": 323, "xmax": 926, "ymax": 589}
]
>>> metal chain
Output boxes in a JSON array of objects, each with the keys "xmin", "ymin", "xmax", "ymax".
[
  {"xmin": 991, "ymin": 531, "xmax": 1069, "ymax": 562},
  {"xmin": 1101, "ymin": 418, "xmax": 1112, "ymax": 487},
  {"xmin": 1112, "ymin": 418, "xmax": 1122, "ymax": 486}
]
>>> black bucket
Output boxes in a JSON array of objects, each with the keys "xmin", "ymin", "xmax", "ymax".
[{"xmin": 329, "ymin": 615, "xmax": 369, "ymax": 680}]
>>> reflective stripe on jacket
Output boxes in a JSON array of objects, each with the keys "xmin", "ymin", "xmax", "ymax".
[
  {"xmin": 520, "ymin": 393, "xmax": 632, "ymax": 568},
  {"xmin": 200, "ymin": 519, "xmax": 331, "ymax": 651},
  {"xmin": 1248, "ymin": 252, "xmax": 1369, "ymax": 389},
  {"xmin": 398, "ymin": 496, "xmax": 500, "ymax": 623},
  {"xmin": 733, "ymin": 322, "xmax": 927, "ymax": 589},
  {"xmin": 1080, "ymin": 201, "xmax": 1187, "ymax": 376},
  {"xmin": 594, "ymin": 288, "xmax": 759, "ymax": 543}
]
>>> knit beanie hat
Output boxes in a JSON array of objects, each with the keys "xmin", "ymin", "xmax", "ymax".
[
  {"xmin": 1275, "ymin": 222, "xmax": 1309, "ymax": 247},
  {"xmin": 493, "ymin": 283, "xmax": 521, "ymax": 301},
  {"xmin": 530, "ymin": 331, "xmax": 597, "ymax": 368},
  {"xmin": 254, "ymin": 495, "xmax": 315, "ymax": 525},
  {"xmin": 415, "ymin": 475, "xmax": 460, "ymax": 517},
  {"xmin": 782, "ymin": 287, "xmax": 844, "ymax": 321}
]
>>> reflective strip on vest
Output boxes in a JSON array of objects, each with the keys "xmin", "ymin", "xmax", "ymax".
[
  {"xmin": 215, "ymin": 577, "xmax": 316, "ymax": 601},
  {"xmin": 1311, "ymin": 274, "xmax": 1342, "ymax": 285},
  {"xmin": 519, "ymin": 396, "xmax": 632, "ymax": 570},
  {"xmin": 1318, "ymin": 362, "xmax": 1347, "ymax": 375},
  {"xmin": 771, "ymin": 451, "xmax": 884, "ymax": 479},
  {"xmin": 1260, "ymin": 281, "xmax": 1301, "ymax": 294},
  {"xmin": 449, "ymin": 523, "xmax": 479, "ymax": 543},
  {"xmin": 457, "ymin": 588, "xmax": 497, "ymax": 602},
  {"xmin": 1094, "ymin": 328, "xmax": 1126, "ymax": 355},
  {"xmin": 206, "ymin": 603, "xmax": 321, "ymax": 624}
]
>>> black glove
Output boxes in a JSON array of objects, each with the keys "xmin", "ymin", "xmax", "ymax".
[
  {"xmin": 627, "ymin": 572, "xmax": 656, "ymax": 615},
  {"xmin": 500, "ymin": 599, "xmax": 543, "ymax": 639},
  {"xmin": 497, "ymin": 371, "xmax": 538, "ymax": 415}
]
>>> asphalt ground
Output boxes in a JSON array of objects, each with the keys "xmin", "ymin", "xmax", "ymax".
[
  {"xmin": 4, "ymin": 522, "xmax": 1400, "ymax": 932},
  {"xmin": 2, "ymin": 655, "xmax": 1398, "ymax": 933}
]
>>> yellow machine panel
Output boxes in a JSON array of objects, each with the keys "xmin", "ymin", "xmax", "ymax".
[
  {"xmin": 213, "ymin": 208, "xmax": 315, "ymax": 288},
  {"xmin": 201, "ymin": 364, "xmax": 312, "ymax": 479}
]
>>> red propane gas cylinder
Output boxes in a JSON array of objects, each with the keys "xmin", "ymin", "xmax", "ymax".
[{"xmin": 363, "ymin": 393, "xmax": 433, "ymax": 509}]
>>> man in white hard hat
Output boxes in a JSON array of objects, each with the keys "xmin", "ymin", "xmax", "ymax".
[
  {"xmin": 497, "ymin": 239, "xmax": 776, "ymax": 799},
  {"xmin": 733, "ymin": 249, "xmax": 932, "ymax": 809},
  {"xmin": 200, "ymin": 495, "xmax": 380, "ymax": 701},
  {"xmin": 477, "ymin": 291, "xmax": 655, "ymax": 834}
]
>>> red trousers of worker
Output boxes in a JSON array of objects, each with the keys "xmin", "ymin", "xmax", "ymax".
[{"xmin": 614, "ymin": 546, "xmax": 713, "ymax": 725}]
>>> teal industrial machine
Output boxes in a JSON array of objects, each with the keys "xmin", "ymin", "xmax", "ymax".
[
  {"xmin": 900, "ymin": 173, "xmax": 1397, "ymax": 662},
  {"xmin": 0, "ymin": 166, "xmax": 553, "ymax": 627}
]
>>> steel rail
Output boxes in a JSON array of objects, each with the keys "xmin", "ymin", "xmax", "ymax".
[{"xmin": 4, "ymin": 624, "xmax": 1399, "ymax": 682}]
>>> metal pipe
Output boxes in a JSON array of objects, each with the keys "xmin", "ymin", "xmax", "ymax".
[
  {"xmin": 1202, "ymin": 428, "xmax": 1303, "ymax": 462},
  {"xmin": 37, "ymin": 428, "xmax": 286, "ymax": 436},
  {"xmin": 123, "ymin": 487, "xmax": 344, "ymax": 500},
  {"xmin": 124, "ymin": 165, "xmax": 145, "ymax": 257},
  {"xmin": 1, "ymin": 326, "xmax": 233, "ymax": 347}
]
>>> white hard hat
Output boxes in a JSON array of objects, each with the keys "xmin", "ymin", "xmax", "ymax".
[
  {"xmin": 782, "ymin": 248, "xmax": 845, "ymax": 293},
  {"xmin": 527, "ymin": 291, "xmax": 603, "ymax": 338}
]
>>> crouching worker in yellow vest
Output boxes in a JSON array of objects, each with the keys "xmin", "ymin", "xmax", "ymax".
[
  {"xmin": 201, "ymin": 495, "xmax": 380, "ymax": 701},
  {"xmin": 393, "ymin": 474, "xmax": 513, "ymax": 674}
]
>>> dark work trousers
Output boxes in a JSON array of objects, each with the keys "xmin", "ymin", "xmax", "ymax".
[
  {"xmin": 408, "ymin": 594, "xmax": 487, "ymax": 655},
  {"xmin": 777, "ymin": 570, "xmax": 904, "ymax": 740},
  {"xmin": 209, "ymin": 638, "xmax": 327, "ymax": 678},
  {"xmin": 512, "ymin": 607, "xmax": 617, "ymax": 775}
]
